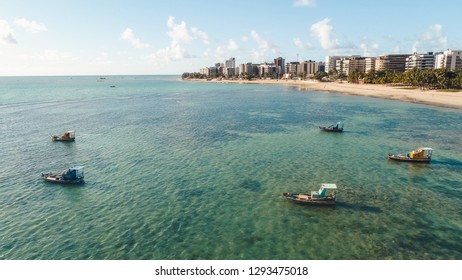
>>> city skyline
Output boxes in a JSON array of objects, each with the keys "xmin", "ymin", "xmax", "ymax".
[{"xmin": 1, "ymin": 0, "xmax": 461, "ymax": 76}]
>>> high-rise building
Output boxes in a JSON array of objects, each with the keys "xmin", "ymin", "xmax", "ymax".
[
  {"xmin": 365, "ymin": 57, "xmax": 376, "ymax": 73},
  {"xmin": 375, "ymin": 54, "xmax": 408, "ymax": 72},
  {"xmin": 285, "ymin": 61, "xmax": 300, "ymax": 76},
  {"xmin": 435, "ymin": 50, "xmax": 462, "ymax": 70},
  {"xmin": 225, "ymin": 57, "xmax": 235, "ymax": 69},
  {"xmin": 325, "ymin": 56, "xmax": 354, "ymax": 73},
  {"xmin": 405, "ymin": 52, "xmax": 435, "ymax": 70},
  {"xmin": 300, "ymin": 60, "xmax": 320, "ymax": 77},
  {"xmin": 335, "ymin": 56, "xmax": 364, "ymax": 76},
  {"xmin": 274, "ymin": 57, "xmax": 286, "ymax": 74}
]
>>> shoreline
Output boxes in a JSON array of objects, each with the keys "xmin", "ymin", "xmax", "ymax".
[{"xmin": 186, "ymin": 78, "xmax": 462, "ymax": 110}]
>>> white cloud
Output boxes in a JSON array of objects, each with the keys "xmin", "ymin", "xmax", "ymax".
[
  {"xmin": 391, "ymin": 45, "xmax": 400, "ymax": 53},
  {"xmin": 0, "ymin": 20, "xmax": 18, "ymax": 44},
  {"xmin": 359, "ymin": 42, "xmax": 380, "ymax": 57},
  {"xmin": 167, "ymin": 16, "xmax": 193, "ymax": 45},
  {"xmin": 121, "ymin": 28, "xmax": 150, "ymax": 49},
  {"xmin": 251, "ymin": 49, "xmax": 266, "ymax": 62},
  {"xmin": 293, "ymin": 0, "xmax": 316, "ymax": 7},
  {"xmin": 147, "ymin": 44, "xmax": 191, "ymax": 65},
  {"xmin": 148, "ymin": 16, "xmax": 208, "ymax": 65},
  {"xmin": 227, "ymin": 39, "xmax": 239, "ymax": 51},
  {"xmin": 191, "ymin": 27, "xmax": 209, "ymax": 44},
  {"xmin": 412, "ymin": 24, "xmax": 447, "ymax": 53},
  {"xmin": 250, "ymin": 30, "xmax": 270, "ymax": 49},
  {"xmin": 214, "ymin": 46, "xmax": 225, "ymax": 61},
  {"xmin": 203, "ymin": 48, "xmax": 211, "ymax": 58},
  {"xmin": 310, "ymin": 18, "xmax": 339, "ymax": 50},
  {"xmin": 91, "ymin": 52, "xmax": 111, "ymax": 66},
  {"xmin": 293, "ymin": 37, "xmax": 313, "ymax": 50},
  {"xmin": 14, "ymin": 18, "xmax": 47, "ymax": 33},
  {"xmin": 39, "ymin": 49, "xmax": 78, "ymax": 62},
  {"xmin": 248, "ymin": 30, "xmax": 277, "ymax": 62}
]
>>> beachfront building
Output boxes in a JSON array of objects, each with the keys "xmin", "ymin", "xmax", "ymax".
[
  {"xmin": 301, "ymin": 60, "xmax": 320, "ymax": 77},
  {"xmin": 335, "ymin": 56, "xmax": 365, "ymax": 76},
  {"xmin": 286, "ymin": 61, "xmax": 300, "ymax": 77},
  {"xmin": 258, "ymin": 63, "xmax": 280, "ymax": 78},
  {"xmin": 199, "ymin": 67, "xmax": 219, "ymax": 78},
  {"xmin": 405, "ymin": 52, "xmax": 435, "ymax": 70},
  {"xmin": 239, "ymin": 64, "xmax": 245, "ymax": 76},
  {"xmin": 274, "ymin": 57, "xmax": 286, "ymax": 74},
  {"xmin": 435, "ymin": 50, "xmax": 462, "ymax": 70},
  {"xmin": 325, "ymin": 56, "xmax": 354, "ymax": 73},
  {"xmin": 375, "ymin": 54, "xmax": 408, "ymax": 72},
  {"xmin": 222, "ymin": 57, "xmax": 236, "ymax": 78},
  {"xmin": 365, "ymin": 57, "xmax": 376, "ymax": 73},
  {"xmin": 223, "ymin": 67, "xmax": 235, "ymax": 78},
  {"xmin": 225, "ymin": 57, "xmax": 235, "ymax": 69}
]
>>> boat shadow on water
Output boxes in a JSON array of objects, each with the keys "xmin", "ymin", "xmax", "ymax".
[
  {"xmin": 334, "ymin": 201, "xmax": 383, "ymax": 213},
  {"xmin": 430, "ymin": 158, "xmax": 462, "ymax": 167}
]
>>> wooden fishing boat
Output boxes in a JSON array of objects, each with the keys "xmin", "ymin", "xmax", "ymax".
[
  {"xmin": 319, "ymin": 122, "xmax": 343, "ymax": 132},
  {"xmin": 42, "ymin": 166, "xmax": 85, "ymax": 184},
  {"xmin": 388, "ymin": 147, "xmax": 432, "ymax": 163},
  {"xmin": 283, "ymin": 183, "xmax": 337, "ymax": 206},
  {"xmin": 51, "ymin": 130, "xmax": 75, "ymax": 141}
]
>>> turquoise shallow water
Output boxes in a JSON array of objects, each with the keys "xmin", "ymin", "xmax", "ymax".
[{"xmin": 1, "ymin": 76, "xmax": 461, "ymax": 259}]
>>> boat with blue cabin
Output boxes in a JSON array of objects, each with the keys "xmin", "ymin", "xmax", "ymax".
[{"xmin": 42, "ymin": 166, "xmax": 85, "ymax": 184}]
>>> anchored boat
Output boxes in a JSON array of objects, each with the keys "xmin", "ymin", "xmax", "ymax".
[
  {"xmin": 319, "ymin": 122, "xmax": 343, "ymax": 132},
  {"xmin": 283, "ymin": 183, "xmax": 337, "ymax": 206},
  {"xmin": 51, "ymin": 130, "xmax": 75, "ymax": 141},
  {"xmin": 388, "ymin": 147, "xmax": 433, "ymax": 163},
  {"xmin": 42, "ymin": 166, "xmax": 85, "ymax": 184}
]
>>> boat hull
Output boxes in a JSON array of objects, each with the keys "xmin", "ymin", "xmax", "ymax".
[
  {"xmin": 51, "ymin": 136, "xmax": 75, "ymax": 142},
  {"xmin": 319, "ymin": 126, "xmax": 343, "ymax": 133},
  {"xmin": 387, "ymin": 154, "xmax": 431, "ymax": 163},
  {"xmin": 41, "ymin": 174, "xmax": 84, "ymax": 184},
  {"xmin": 283, "ymin": 192, "xmax": 335, "ymax": 206}
]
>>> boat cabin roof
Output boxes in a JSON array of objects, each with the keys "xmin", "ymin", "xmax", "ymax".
[
  {"xmin": 419, "ymin": 147, "xmax": 433, "ymax": 151},
  {"xmin": 321, "ymin": 183, "xmax": 337, "ymax": 190},
  {"xmin": 69, "ymin": 165, "xmax": 84, "ymax": 171}
]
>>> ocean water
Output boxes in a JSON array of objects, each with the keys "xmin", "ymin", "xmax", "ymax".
[{"xmin": 1, "ymin": 76, "xmax": 461, "ymax": 260}]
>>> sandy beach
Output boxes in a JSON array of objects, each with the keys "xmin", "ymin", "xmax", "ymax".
[{"xmin": 189, "ymin": 79, "xmax": 462, "ymax": 110}]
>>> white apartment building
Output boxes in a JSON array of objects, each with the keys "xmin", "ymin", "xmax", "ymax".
[
  {"xmin": 225, "ymin": 57, "xmax": 235, "ymax": 69},
  {"xmin": 325, "ymin": 56, "xmax": 344, "ymax": 73},
  {"xmin": 405, "ymin": 52, "xmax": 435, "ymax": 70},
  {"xmin": 365, "ymin": 57, "xmax": 376, "ymax": 73},
  {"xmin": 335, "ymin": 56, "xmax": 365, "ymax": 76},
  {"xmin": 435, "ymin": 50, "xmax": 462, "ymax": 70}
]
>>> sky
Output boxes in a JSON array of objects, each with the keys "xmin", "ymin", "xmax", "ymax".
[{"xmin": 0, "ymin": 0, "xmax": 461, "ymax": 76}]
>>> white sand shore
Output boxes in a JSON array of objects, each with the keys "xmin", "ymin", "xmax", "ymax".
[{"xmin": 188, "ymin": 79, "xmax": 462, "ymax": 110}]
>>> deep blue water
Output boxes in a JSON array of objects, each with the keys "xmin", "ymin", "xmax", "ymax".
[{"xmin": 1, "ymin": 76, "xmax": 461, "ymax": 259}]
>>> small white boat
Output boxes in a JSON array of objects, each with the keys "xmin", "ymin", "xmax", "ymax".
[{"xmin": 51, "ymin": 130, "xmax": 75, "ymax": 141}]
